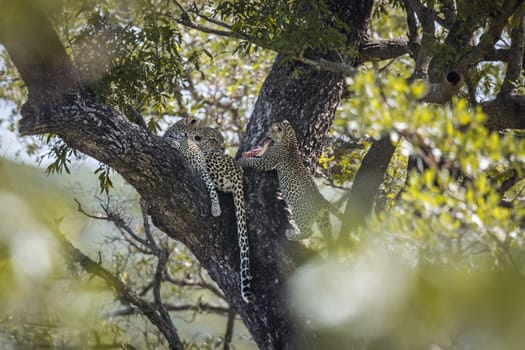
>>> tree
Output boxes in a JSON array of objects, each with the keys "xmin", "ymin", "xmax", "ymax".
[{"xmin": 1, "ymin": 0, "xmax": 525, "ymax": 349}]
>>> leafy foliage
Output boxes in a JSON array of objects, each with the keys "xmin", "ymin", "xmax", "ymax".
[
  {"xmin": 216, "ymin": 0, "xmax": 349, "ymax": 55},
  {"xmin": 41, "ymin": 138, "xmax": 80, "ymax": 175},
  {"xmin": 336, "ymin": 71, "xmax": 525, "ymax": 262},
  {"xmin": 308, "ymin": 71, "xmax": 525, "ymax": 348},
  {"xmin": 61, "ymin": 0, "xmax": 187, "ymax": 118}
]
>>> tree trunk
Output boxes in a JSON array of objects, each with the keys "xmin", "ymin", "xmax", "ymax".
[{"xmin": 0, "ymin": 1, "xmax": 374, "ymax": 349}]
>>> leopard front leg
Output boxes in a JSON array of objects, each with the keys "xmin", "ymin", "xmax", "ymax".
[
  {"xmin": 200, "ymin": 170, "xmax": 221, "ymax": 217},
  {"xmin": 285, "ymin": 206, "xmax": 313, "ymax": 241},
  {"xmin": 168, "ymin": 138, "xmax": 221, "ymax": 217},
  {"xmin": 237, "ymin": 156, "xmax": 275, "ymax": 171}
]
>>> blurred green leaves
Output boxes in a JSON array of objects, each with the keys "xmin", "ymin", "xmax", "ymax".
[
  {"xmin": 0, "ymin": 159, "xmax": 118, "ymax": 347},
  {"xmin": 301, "ymin": 70, "xmax": 525, "ymax": 348}
]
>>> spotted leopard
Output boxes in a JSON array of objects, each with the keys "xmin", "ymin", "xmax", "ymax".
[
  {"xmin": 239, "ymin": 119, "xmax": 340, "ymax": 241},
  {"xmin": 164, "ymin": 120, "xmax": 221, "ymax": 217},
  {"xmin": 164, "ymin": 118, "xmax": 253, "ymax": 303}
]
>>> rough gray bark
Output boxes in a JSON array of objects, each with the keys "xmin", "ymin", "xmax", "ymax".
[{"xmin": 0, "ymin": 1, "xmax": 374, "ymax": 349}]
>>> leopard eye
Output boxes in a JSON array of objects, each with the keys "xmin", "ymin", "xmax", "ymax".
[{"xmin": 194, "ymin": 135, "xmax": 202, "ymax": 142}]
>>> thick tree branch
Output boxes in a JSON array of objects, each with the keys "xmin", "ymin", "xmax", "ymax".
[
  {"xmin": 405, "ymin": 0, "xmax": 436, "ymax": 80},
  {"xmin": 361, "ymin": 39, "xmax": 411, "ymax": 61},
  {"xmin": 0, "ymin": 1, "xmax": 77, "ymax": 102},
  {"xmin": 483, "ymin": 5, "xmax": 525, "ymax": 130},
  {"xmin": 483, "ymin": 94, "xmax": 525, "ymax": 130},
  {"xmin": 340, "ymin": 136, "xmax": 396, "ymax": 241},
  {"xmin": 500, "ymin": 5, "xmax": 525, "ymax": 95}
]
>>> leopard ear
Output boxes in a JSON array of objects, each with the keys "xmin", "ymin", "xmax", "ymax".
[{"xmin": 190, "ymin": 118, "xmax": 203, "ymax": 128}]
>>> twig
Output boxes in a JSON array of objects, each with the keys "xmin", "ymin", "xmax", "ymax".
[
  {"xmin": 75, "ymin": 197, "xmax": 151, "ymax": 248},
  {"xmin": 189, "ymin": 6, "xmax": 232, "ymax": 30},
  {"xmin": 223, "ymin": 307, "xmax": 236, "ymax": 350},
  {"xmin": 53, "ymin": 230, "xmax": 184, "ymax": 350},
  {"xmin": 163, "ymin": 272, "xmax": 226, "ymax": 299},
  {"xmin": 110, "ymin": 301, "xmax": 230, "ymax": 317}
]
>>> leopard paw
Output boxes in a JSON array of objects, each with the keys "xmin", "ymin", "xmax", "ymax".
[{"xmin": 211, "ymin": 203, "xmax": 221, "ymax": 217}]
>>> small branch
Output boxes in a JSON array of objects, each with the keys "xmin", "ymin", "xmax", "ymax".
[
  {"xmin": 223, "ymin": 307, "xmax": 236, "ymax": 350},
  {"xmin": 153, "ymin": 248, "xmax": 178, "ymax": 342},
  {"xmin": 74, "ymin": 198, "xmax": 105, "ymax": 220},
  {"xmin": 139, "ymin": 280, "xmax": 155, "ymax": 297},
  {"xmin": 164, "ymin": 302, "xmax": 230, "ymax": 315},
  {"xmin": 163, "ymin": 272, "xmax": 226, "ymax": 299},
  {"xmin": 187, "ymin": 4, "xmax": 232, "ymax": 30},
  {"xmin": 153, "ymin": 249, "xmax": 168, "ymax": 309},
  {"xmin": 111, "ymin": 302, "xmax": 231, "ymax": 317},
  {"xmin": 101, "ymin": 202, "xmax": 152, "ymax": 249},
  {"xmin": 75, "ymin": 197, "xmax": 152, "ymax": 249},
  {"xmin": 54, "ymin": 231, "xmax": 184, "ymax": 350},
  {"xmin": 500, "ymin": 5, "xmax": 525, "ymax": 95},
  {"xmin": 141, "ymin": 199, "xmax": 160, "ymax": 253}
]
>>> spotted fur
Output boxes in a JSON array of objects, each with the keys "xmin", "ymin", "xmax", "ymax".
[
  {"xmin": 164, "ymin": 123, "xmax": 221, "ymax": 217},
  {"xmin": 239, "ymin": 120, "xmax": 339, "ymax": 240},
  {"xmin": 164, "ymin": 118, "xmax": 253, "ymax": 303}
]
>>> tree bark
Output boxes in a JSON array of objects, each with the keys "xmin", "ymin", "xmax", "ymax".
[{"xmin": 0, "ymin": 1, "xmax": 373, "ymax": 348}]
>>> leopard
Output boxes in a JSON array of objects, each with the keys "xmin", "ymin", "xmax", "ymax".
[
  {"xmin": 239, "ymin": 119, "xmax": 341, "ymax": 241},
  {"xmin": 183, "ymin": 119, "xmax": 226, "ymax": 153},
  {"xmin": 164, "ymin": 118, "xmax": 253, "ymax": 303},
  {"xmin": 164, "ymin": 120, "xmax": 222, "ymax": 218}
]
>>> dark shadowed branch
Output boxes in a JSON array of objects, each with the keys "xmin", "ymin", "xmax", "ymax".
[
  {"xmin": 339, "ymin": 136, "xmax": 396, "ymax": 242},
  {"xmin": 483, "ymin": 4, "xmax": 525, "ymax": 130}
]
